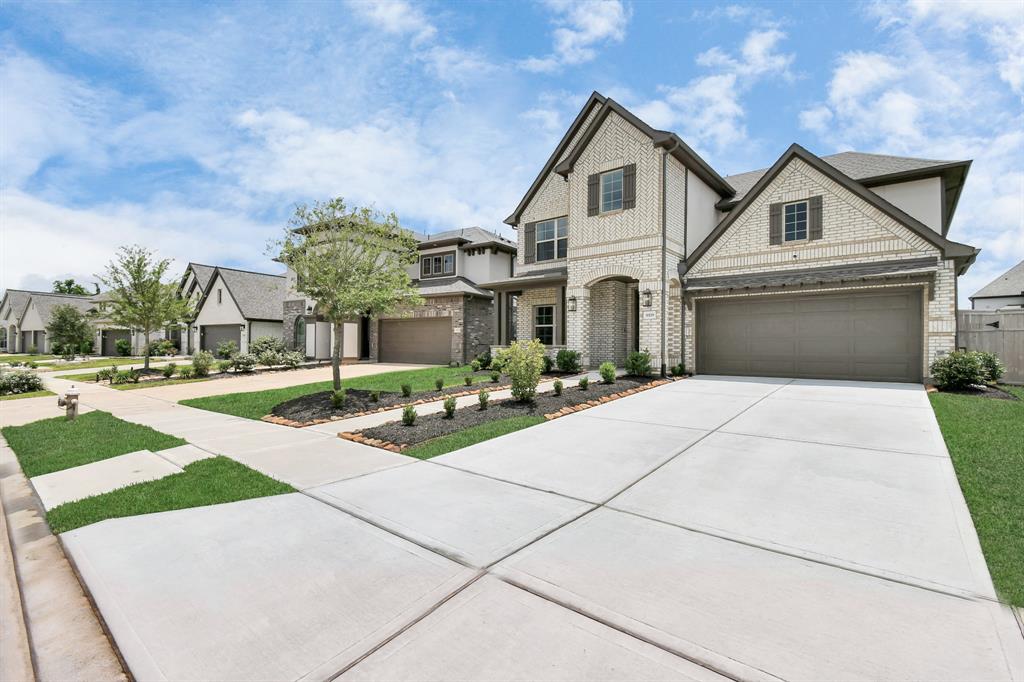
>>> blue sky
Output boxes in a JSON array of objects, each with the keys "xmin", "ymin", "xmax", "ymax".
[{"xmin": 1, "ymin": 0, "xmax": 1021, "ymax": 303}]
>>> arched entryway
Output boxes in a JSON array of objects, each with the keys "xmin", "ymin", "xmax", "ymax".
[{"xmin": 585, "ymin": 274, "xmax": 640, "ymax": 367}]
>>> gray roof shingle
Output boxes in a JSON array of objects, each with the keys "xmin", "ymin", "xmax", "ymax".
[
  {"xmin": 189, "ymin": 263, "xmax": 217, "ymax": 292},
  {"xmin": 1, "ymin": 290, "xmax": 33, "ymax": 322},
  {"xmin": 971, "ymin": 260, "xmax": 1024, "ymax": 299},
  {"xmin": 215, "ymin": 267, "xmax": 286, "ymax": 321},
  {"xmin": 20, "ymin": 292, "xmax": 95, "ymax": 327}
]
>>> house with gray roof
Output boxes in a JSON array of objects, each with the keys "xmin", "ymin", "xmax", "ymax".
[
  {"xmin": 970, "ymin": 260, "xmax": 1024, "ymax": 310},
  {"xmin": 11, "ymin": 292, "xmax": 95, "ymax": 354},
  {"xmin": 283, "ymin": 226, "xmax": 515, "ymax": 365},
  {"xmin": 487, "ymin": 91, "xmax": 977, "ymax": 383},
  {"xmin": 190, "ymin": 266, "xmax": 287, "ymax": 355},
  {"xmin": 0, "ymin": 290, "xmax": 33, "ymax": 352}
]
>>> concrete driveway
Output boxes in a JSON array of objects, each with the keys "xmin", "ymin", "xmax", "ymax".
[{"xmin": 59, "ymin": 376, "xmax": 1024, "ymax": 681}]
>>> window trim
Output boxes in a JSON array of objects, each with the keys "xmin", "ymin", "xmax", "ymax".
[
  {"xmin": 599, "ymin": 168, "xmax": 624, "ymax": 214},
  {"xmin": 783, "ymin": 200, "xmax": 809, "ymax": 243},
  {"xmin": 533, "ymin": 304, "xmax": 555, "ymax": 345},
  {"xmin": 534, "ymin": 216, "xmax": 568, "ymax": 262},
  {"xmin": 217, "ymin": 289, "xmax": 223, "ymax": 304},
  {"xmin": 420, "ymin": 250, "xmax": 456, "ymax": 279}
]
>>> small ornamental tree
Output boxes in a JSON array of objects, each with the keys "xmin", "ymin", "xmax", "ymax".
[
  {"xmin": 46, "ymin": 304, "xmax": 93, "ymax": 360},
  {"xmin": 274, "ymin": 198, "xmax": 422, "ymax": 391},
  {"xmin": 98, "ymin": 246, "xmax": 193, "ymax": 370}
]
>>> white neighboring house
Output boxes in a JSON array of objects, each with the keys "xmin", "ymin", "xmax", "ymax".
[
  {"xmin": 175, "ymin": 263, "xmax": 217, "ymax": 353},
  {"xmin": 190, "ymin": 266, "xmax": 286, "ymax": 355},
  {"xmin": 970, "ymin": 260, "xmax": 1024, "ymax": 310},
  {"xmin": 0, "ymin": 290, "xmax": 32, "ymax": 352}
]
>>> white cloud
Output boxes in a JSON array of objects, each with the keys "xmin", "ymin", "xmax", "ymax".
[
  {"xmin": 519, "ymin": 0, "xmax": 630, "ymax": 72},
  {"xmin": 345, "ymin": 0, "xmax": 437, "ymax": 44}
]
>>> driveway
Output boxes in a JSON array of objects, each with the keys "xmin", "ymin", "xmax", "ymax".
[{"xmin": 58, "ymin": 376, "xmax": 1024, "ymax": 681}]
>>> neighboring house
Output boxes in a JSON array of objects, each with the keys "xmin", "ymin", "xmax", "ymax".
[
  {"xmin": 176, "ymin": 262, "xmax": 218, "ymax": 352},
  {"xmin": 283, "ymin": 227, "xmax": 515, "ymax": 365},
  {"xmin": 487, "ymin": 92, "xmax": 977, "ymax": 383},
  {"xmin": 190, "ymin": 266, "xmax": 286, "ymax": 355},
  {"xmin": 15, "ymin": 292, "xmax": 94, "ymax": 354},
  {"xmin": 969, "ymin": 260, "xmax": 1024, "ymax": 310},
  {"xmin": 0, "ymin": 290, "xmax": 32, "ymax": 352}
]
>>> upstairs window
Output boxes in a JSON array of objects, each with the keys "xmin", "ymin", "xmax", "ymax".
[
  {"xmin": 536, "ymin": 217, "xmax": 568, "ymax": 261},
  {"xmin": 784, "ymin": 201, "xmax": 808, "ymax": 242},
  {"xmin": 421, "ymin": 252, "xmax": 455, "ymax": 278},
  {"xmin": 600, "ymin": 168, "xmax": 624, "ymax": 212}
]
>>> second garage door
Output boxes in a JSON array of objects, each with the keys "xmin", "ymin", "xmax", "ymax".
[
  {"xmin": 102, "ymin": 329, "xmax": 131, "ymax": 356},
  {"xmin": 696, "ymin": 289, "xmax": 923, "ymax": 382},
  {"xmin": 201, "ymin": 324, "xmax": 242, "ymax": 354},
  {"xmin": 379, "ymin": 317, "xmax": 452, "ymax": 365}
]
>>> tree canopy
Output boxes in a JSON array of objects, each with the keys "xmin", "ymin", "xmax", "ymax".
[
  {"xmin": 53, "ymin": 278, "xmax": 94, "ymax": 296},
  {"xmin": 46, "ymin": 304, "xmax": 93, "ymax": 359}
]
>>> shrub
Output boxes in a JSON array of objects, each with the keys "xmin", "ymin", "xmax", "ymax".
[
  {"xmin": 216, "ymin": 359, "xmax": 233, "ymax": 373},
  {"xmin": 191, "ymin": 350, "xmax": 214, "ymax": 377},
  {"xmin": 443, "ymin": 396, "xmax": 457, "ymax": 418},
  {"xmin": 369, "ymin": 390, "xmax": 380, "ymax": 402},
  {"xmin": 464, "ymin": 376, "xmax": 473, "ymax": 386},
  {"xmin": 249, "ymin": 336, "xmax": 285, "ymax": 358},
  {"xmin": 79, "ymin": 339, "xmax": 95, "ymax": 355},
  {"xmin": 974, "ymin": 351, "xmax": 1005, "ymax": 384},
  {"xmin": 256, "ymin": 350, "xmax": 283, "ymax": 367},
  {"xmin": 470, "ymin": 359, "xmax": 481, "ymax": 372},
  {"xmin": 146, "ymin": 339, "xmax": 177, "ymax": 357},
  {"xmin": 402, "ymin": 405, "xmax": 417, "ymax": 426},
  {"xmin": 27, "ymin": 345, "xmax": 37, "ymax": 355},
  {"xmin": 542, "ymin": 355, "xmax": 553, "ymax": 373},
  {"xmin": 478, "ymin": 390, "xmax": 489, "ymax": 410},
  {"xmin": 25, "ymin": 361, "xmax": 37, "ymax": 369},
  {"xmin": 96, "ymin": 366, "xmax": 117, "ymax": 382},
  {"xmin": 115, "ymin": 339, "xmax": 132, "ymax": 357},
  {"xmin": 490, "ymin": 347, "xmax": 509, "ymax": 373},
  {"xmin": 0, "ymin": 371, "xmax": 44, "ymax": 396},
  {"xmin": 930, "ymin": 351, "xmax": 985, "ymax": 390},
  {"xmin": 599, "ymin": 362, "xmax": 616, "ymax": 384},
  {"xmin": 625, "ymin": 349, "xmax": 652, "ymax": 377},
  {"xmin": 215, "ymin": 339, "xmax": 238, "ymax": 360},
  {"xmin": 475, "ymin": 350, "xmax": 492, "ymax": 369},
  {"xmin": 555, "ymin": 349, "xmax": 581, "ymax": 373},
  {"xmin": 161, "ymin": 363, "xmax": 177, "ymax": 379},
  {"xmin": 503, "ymin": 339, "xmax": 546, "ymax": 402},
  {"xmin": 435, "ymin": 377, "xmax": 445, "ymax": 391},
  {"xmin": 111, "ymin": 369, "xmax": 141, "ymax": 385},
  {"xmin": 401, "ymin": 383, "xmax": 412, "ymax": 397},
  {"xmin": 331, "ymin": 389, "xmax": 347, "ymax": 408},
  {"xmin": 490, "ymin": 370, "xmax": 500, "ymax": 383},
  {"xmin": 578, "ymin": 376, "xmax": 589, "ymax": 390},
  {"xmin": 179, "ymin": 366, "xmax": 195, "ymax": 379},
  {"xmin": 670, "ymin": 362, "xmax": 686, "ymax": 377},
  {"xmin": 553, "ymin": 379, "xmax": 563, "ymax": 396},
  {"xmin": 280, "ymin": 351, "xmax": 304, "ymax": 369},
  {"xmin": 231, "ymin": 353, "xmax": 257, "ymax": 373}
]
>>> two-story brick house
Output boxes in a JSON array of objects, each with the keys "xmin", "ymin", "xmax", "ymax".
[{"xmin": 487, "ymin": 92, "xmax": 978, "ymax": 382}]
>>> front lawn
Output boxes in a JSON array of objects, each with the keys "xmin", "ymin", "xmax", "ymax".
[
  {"xmin": 39, "ymin": 356, "xmax": 147, "ymax": 372},
  {"xmin": 404, "ymin": 416, "xmax": 545, "ymax": 460},
  {"xmin": 0, "ymin": 354, "xmax": 57, "ymax": 363},
  {"xmin": 182, "ymin": 365, "xmax": 474, "ymax": 420},
  {"xmin": 930, "ymin": 385, "xmax": 1023, "ymax": 606},
  {"xmin": 111, "ymin": 377, "xmax": 212, "ymax": 391},
  {"xmin": 0, "ymin": 389, "xmax": 55, "ymax": 401},
  {"xmin": 1, "ymin": 411, "xmax": 186, "ymax": 477},
  {"xmin": 46, "ymin": 456, "xmax": 293, "ymax": 534}
]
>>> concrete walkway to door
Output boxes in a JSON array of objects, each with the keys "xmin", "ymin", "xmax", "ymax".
[{"xmin": 46, "ymin": 376, "xmax": 1024, "ymax": 680}]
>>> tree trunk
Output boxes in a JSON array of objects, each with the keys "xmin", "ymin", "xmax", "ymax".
[
  {"xmin": 331, "ymin": 321, "xmax": 343, "ymax": 391},
  {"xmin": 143, "ymin": 328, "xmax": 151, "ymax": 370}
]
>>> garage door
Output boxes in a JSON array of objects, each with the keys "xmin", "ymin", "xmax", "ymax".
[
  {"xmin": 201, "ymin": 324, "xmax": 241, "ymax": 354},
  {"xmin": 697, "ymin": 289, "xmax": 923, "ymax": 382},
  {"xmin": 379, "ymin": 317, "xmax": 452, "ymax": 364},
  {"xmin": 102, "ymin": 329, "xmax": 131, "ymax": 356}
]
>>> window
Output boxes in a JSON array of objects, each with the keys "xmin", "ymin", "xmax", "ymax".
[
  {"xmin": 217, "ymin": 289, "xmax": 222, "ymax": 304},
  {"xmin": 784, "ymin": 201, "xmax": 808, "ymax": 242},
  {"xmin": 294, "ymin": 317, "xmax": 306, "ymax": 351},
  {"xmin": 421, "ymin": 252, "xmax": 455, "ymax": 278},
  {"xmin": 536, "ymin": 217, "xmax": 568, "ymax": 261},
  {"xmin": 534, "ymin": 305, "xmax": 554, "ymax": 345},
  {"xmin": 600, "ymin": 168, "xmax": 624, "ymax": 212}
]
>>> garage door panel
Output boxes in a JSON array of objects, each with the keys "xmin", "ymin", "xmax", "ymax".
[
  {"xmin": 379, "ymin": 318, "xmax": 452, "ymax": 365},
  {"xmin": 201, "ymin": 325, "xmax": 242, "ymax": 353},
  {"xmin": 697, "ymin": 289, "xmax": 922, "ymax": 383}
]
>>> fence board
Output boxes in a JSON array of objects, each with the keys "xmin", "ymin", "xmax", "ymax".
[{"xmin": 957, "ymin": 310, "xmax": 1024, "ymax": 384}]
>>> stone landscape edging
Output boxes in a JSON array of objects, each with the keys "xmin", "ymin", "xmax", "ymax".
[{"xmin": 336, "ymin": 377, "xmax": 679, "ymax": 453}]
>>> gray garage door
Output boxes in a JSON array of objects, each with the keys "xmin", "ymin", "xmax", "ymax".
[
  {"xmin": 201, "ymin": 324, "xmax": 242, "ymax": 354},
  {"xmin": 696, "ymin": 289, "xmax": 923, "ymax": 383},
  {"xmin": 379, "ymin": 317, "xmax": 452, "ymax": 365},
  {"xmin": 102, "ymin": 329, "xmax": 131, "ymax": 356}
]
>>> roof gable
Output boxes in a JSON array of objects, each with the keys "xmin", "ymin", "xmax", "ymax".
[
  {"xmin": 195, "ymin": 267, "xmax": 285, "ymax": 321},
  {"xmin": 971, "ymin": 260, "xmax": 1024, "ymax": 299}
]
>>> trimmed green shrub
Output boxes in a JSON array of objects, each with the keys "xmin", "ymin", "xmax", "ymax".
[
  {"xmin": 146, "ymin": 339, "xmax": 177, "ymax": 357},
  {"xmin": 0, "ymin": 371, "xmax": 44, "ymax": 395},
  {"xmin": 179, "ymin": 366, "xmax": 195, "ymax": 379},
  {"xmin": 464, "ymin": 375, "xmax": 473, "ymax": 386},
  {"xmin": 578, "ymin": 376, "xmax": 589, "ymax": 390},
  {"xmin": 161, "ymin": 363, "xmax": 177, "ymax": 379},
  {"xmin": 215, "ymin": 339, "xmax": 238, "ymax": 360},
  {"xmin": 249, "ymin": 336, "xmax": 285, "ymax": 358},
  {"xmin": 504, "ymin": 340, "xmax": 546, "ymax": 402},
  {"xmin": 599, "ymin": 362, "xmax": 616, "ymax": 384},
  {"xmin": 191, "ymin": 350, "xmax": 214, "ymax": 377},
  {"xmin": 26, "ymin": 345, "xmax": 38, "ymax": 355},
  {"xmin": 256, "ymin": 350, "xmax": 283, "ymax": 367},
  {"xmin": 670, "ymin": 362, "xmax": 686, "ymax": 377},
  {"xmin": 478, "ymin": 390, "xmax": 489, "ymax": 410},
  {"xmin": 111, "ymin": 369, "xmax": 141, "ymax": 385},
  {"xmin": 625, "ymin": 350, "xmax": 652, "ymax": 377},
  {"xmin": 475, "ymin": 350, "xmax": 492, "ymax": 369},
  {"xmin": 331, "ymin": 389, "xmax": 347, "ymax": 408},
  {"xmin": 490, "ymin": 370, "xmax": 500, "ymax": 383},
  {"xmin": 443, "ymin": 396, "xmax": 457, "ymax": 418},
  {"xmin": 115, "ymin": 339, "xmax": 132, "ymax": 356},
  {"xmin": 555, "ymin": 349, "xmax": 581, "ymax": 373},
  {"xmin": 542, "ymin": 355, "xmax": 553, "ymax": 373},
  {"xmin": 401, "ymin": 383, "xmax": 412, "ymax": 397},
  {"xmin": 974, "ymin": 351, "xmax": 1005, "ymax": 384},
  {"xmin": 553, "ymin": 379, "xmax": 563, "ymax": 396},
  {"xmin": 281, "ymin": 351, "xmax": 304, "ymax": 369},
  {"xmin": 470, "ymin": 359, "xmax": 481, "ymax": 372},
  {"xmin": 95, "ymin": 366, "xmax": 117, "ymax": 382},
  {"xmin": 216, "ymin": 359, "xmax": 233, "ymax": 373},
  {"xmin": 369, "ymin": 390, "xmax": 380, "ymax": 402},
  {"xmin": 435, "ymin": 377, "xmax": 445, "ymax": 391},
  {"xmin": 490, "ymin": 348, "xmax": 509, "ymax": 373},
  {"xmin": 231, "ymin": 353, "xmax": 257, "ymax": 373},
  {"xmin": 402, "ymin": 405, "xmax": 417, "ymax": 426},
  {"xmin": 930, "ymin": 351, "xmax": 985, "ymax": 390}
]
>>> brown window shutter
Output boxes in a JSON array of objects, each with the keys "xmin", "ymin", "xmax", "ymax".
[
  {"xmin": 622, "ymin": 163, "xmax": 636, "ymax": 209},
  {"xmin": 808, "ymin": 195, "xmax": 823, "ymax": 240},
  {"xmin": 587, "ymin": 173, "xmax": 600, "ymax": 216},
  {"xmin": 524, "ymin": 222, "xmax": 536, "ymax": 264},
  {"xmin": 768, "ymin": 202, "xmax": 783, "ymax": 245}
]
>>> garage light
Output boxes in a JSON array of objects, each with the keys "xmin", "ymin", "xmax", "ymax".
[
  {"xmin": 642, "ymin": 289, "xmax": 653, "ymax": 307},
  {"xmin": 568, "ymin": 296, "xmax": 577, "ymax": 312}
]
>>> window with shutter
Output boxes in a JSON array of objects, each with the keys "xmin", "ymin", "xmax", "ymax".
[
  {"xmin": 587, "ymin": 174, "xmax": 600, "ymax": 216},
  {"xmin": 808, "ymin": 195, "xmax": 823, "ymax": 240},
  {"xmin": 622, "ymin": 163, "xmax": 636, "ymax": 209},
  {"xmin": 768, "ymin": 202, "xmax": 783, "ymax": 245},
  {"xmin": 524, "ymin": 223, "xmax": 537, "ymax": 264}
]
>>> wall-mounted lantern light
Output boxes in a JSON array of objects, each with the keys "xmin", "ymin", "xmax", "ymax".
[
  {"xmin": 567, "ymin": 296, "xmax": 577, "ymax": 312},
  {"xmin": 642, "ymin": 289, "xmax": 653, "ymax": 307}
]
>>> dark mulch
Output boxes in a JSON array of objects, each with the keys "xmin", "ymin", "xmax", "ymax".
[
  {"xmin": 936, "ymin": 384, "xmax": 1020, "ymax": 401},
  {"xmin": 358, "ymin": 376, "xmax": 657, "ymax": 447}
]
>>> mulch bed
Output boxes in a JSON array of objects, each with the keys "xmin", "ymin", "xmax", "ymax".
[
  {"xmin": 342, "ymin": 376, "xmax": 674, "ymax": 452},
  {"xmin": 930, "ymin": 384, "xmax": 1019, "ymax": 401}
]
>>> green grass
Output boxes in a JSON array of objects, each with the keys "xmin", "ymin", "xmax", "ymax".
[
  {"xmin": 930, "ymin": 385, "xmax": 1024, "ymax": 606},
  {"xmin": 0, "ymin": 389, "xmax": 55, "ymax": 401},
  {"xmin": 0, "ymin": 353, "xmax": 57, "ymax": 362},
  {"xmin": 46, "ymin": 456, "xmax": 294, "ymax": 534},
  {"xmin": 1, "ymin": 411, "xmax": 186, "ymax": 478},
  {"xmin": 181, "ymin": 365, "xmax": 475, "ymax": 420},
  {"xmin": 39, "ymin": 356, "xmax": 147, "ymax": 372},
  {"xmin": 111, "ymin": 377, "xmax": 211, "ymax": 390},
  {"xmin": 403, "ymin": 415, "xmax": 546, "ymax": 460}
]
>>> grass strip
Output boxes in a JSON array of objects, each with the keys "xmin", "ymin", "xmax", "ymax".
[
  {"xmin": 2, "ymin": 411, "xmax": 186, "ymax": 477},
  {"xmin": 403, "ymin": 415, "xmax": 546, "ymax": 460},
  {"xmin": 46, "ymin": 456, "xmax": 294, "ymax": 534},
  {"xmin": 0, "ymin": 389, "xmax": 55, "ymax": 401},
  {"xmin": 930, "ymin": 385, "xmax": 1024, "ymax": 606}
]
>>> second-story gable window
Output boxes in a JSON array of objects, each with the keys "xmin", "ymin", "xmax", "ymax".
[
  {"xmin": 600, "ymin": 168, "xmax": 624, "ymax": 212},
  {"xmin": 784, "ymin": 201, "xmax": 808, "ymax": 242},
  {"xmin": 421, "ymin": 252, "xmax": 455, "ymax": 278},
  {"xmin": 536, "ymin": 217, "xmax": 568, "ymax": 261}
]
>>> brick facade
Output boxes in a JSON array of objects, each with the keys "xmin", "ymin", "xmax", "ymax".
[{"xmin": 282, "ymin": 299, "xmax": 306, "ymax": 351}]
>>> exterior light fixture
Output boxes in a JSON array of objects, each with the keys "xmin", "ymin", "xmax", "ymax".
[
  {"xmin": 568, "ymin": 296, "xmax": 577, "ymax": 312},
  {"xmin": 642, "ymin": 289, "xmax": 653, "ymax": 307}
]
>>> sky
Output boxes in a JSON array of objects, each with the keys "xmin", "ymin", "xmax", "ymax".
[{"xmin": 1, "ymin": 0, "xmax": 1021, "ymax": 305}]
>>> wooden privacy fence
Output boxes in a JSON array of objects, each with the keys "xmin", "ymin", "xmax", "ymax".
[{"xmin": 957, "ymin": 310, "xmax": 1024, "ymax": 384}]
